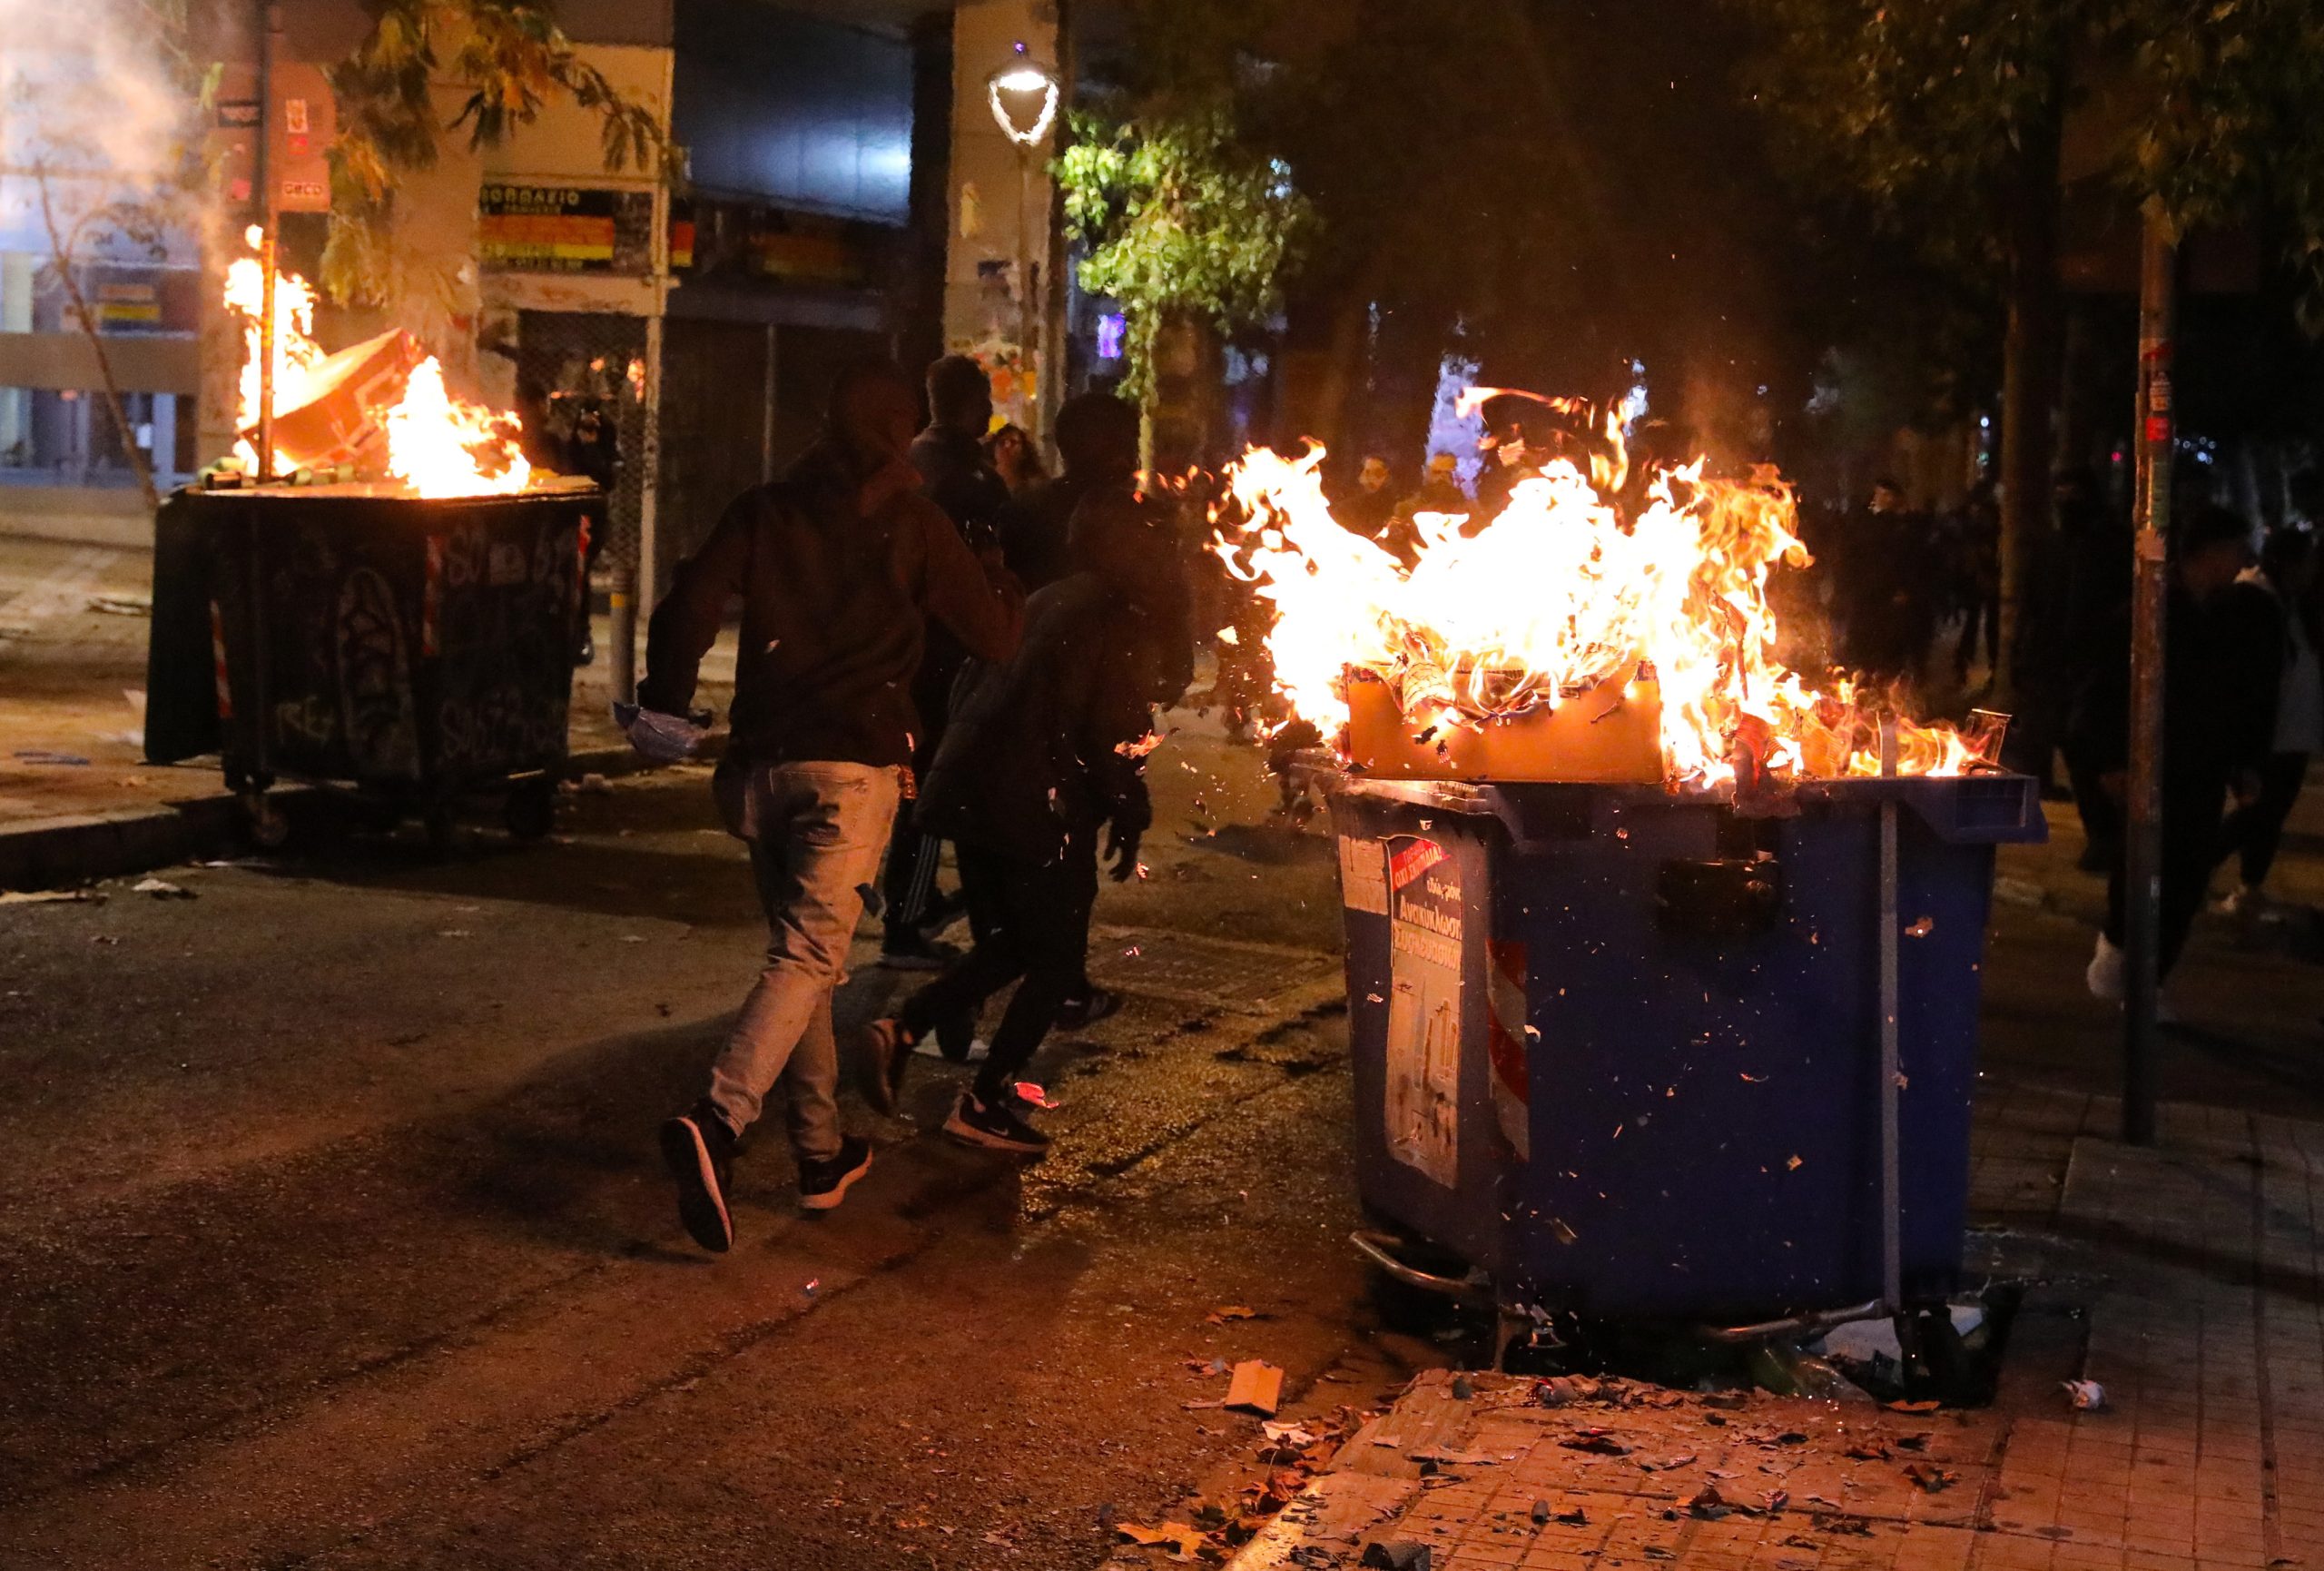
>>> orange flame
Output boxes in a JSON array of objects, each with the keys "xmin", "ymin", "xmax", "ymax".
[
  {"xmin": 223, "ymin": 232, "xmax": 531, "ymax": 497},
  {"xmin": 1212, "ymin": 400, "xmax": 1981, "ymax": 788}
]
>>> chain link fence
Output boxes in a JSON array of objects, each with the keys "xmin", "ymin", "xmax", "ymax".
[{"xmin": 509, "ymin": 311, "xmax": 651, "ymax": 578}]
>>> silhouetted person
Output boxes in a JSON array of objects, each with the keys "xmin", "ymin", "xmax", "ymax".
[
  {"xmin": 2216, "ymin": 528, "xmax": 2318, "ymax": 909},
  {"xmin": 859, "ymin": 490, "xmax": 1182, "ymax": 1156},
  {"xmin": 881, "ymin": 354, "xmax": 1016, "ymax": 970},
  {"xmin": 1000, "ymin": 390, "xmax": 1139, "ymax": 592},
  {"xmin": 1845, "ymin": 478, "xmax": 1937, "ymax": 688},
  {"xmin": 1337, "ymin": 455, "xmax": 1396, "ymax": 541},
  {"xmin": 640, "ymin": 359, "xmax": 1022, "ymax": 1245},
  {"xmin": 2075, "ymin": 504, "xmax": 2273, "ymax": 1005},
  {"xmin": 1952, "ymin": 479, "xmax": 2002, "ymax": 686}
]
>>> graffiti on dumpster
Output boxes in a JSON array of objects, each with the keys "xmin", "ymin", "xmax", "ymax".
[
  {"xmin": 428, "ymin": 519, "xmax": 578, "ymax": 773},
  {"xmin": 336, "ymin": 567, "xmax": 422, "ymax": 777},
  {"xmin": 1385, "ymin": 835, "xmax": 1462, "ymax": 1188}
]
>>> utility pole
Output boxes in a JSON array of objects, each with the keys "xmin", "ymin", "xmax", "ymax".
[
  {"xmin": 252, "ymin": 0, "xmax": 280, "ymax": 481},
  {"xmin": 2122, "ymin": 200, "xmax": 2177, "ymax": 1147}
]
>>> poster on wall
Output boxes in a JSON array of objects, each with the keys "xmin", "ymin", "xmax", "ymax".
[
  {"xmin": 479, "ymin": 186, "xmax": 655, "ymax": 274},
  {"xmin": 1384, "ymin": 835, "xmax": 1462, "ymax": 1188}
]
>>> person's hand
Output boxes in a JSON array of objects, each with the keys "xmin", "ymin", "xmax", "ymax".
[
  {"xmin": 1104, "ymin": 825, "xmax": 1141, "ymax": 883},
  {"xmin": 2100, "ymin": 769, "xmax": 2129, "ymax": 804}
]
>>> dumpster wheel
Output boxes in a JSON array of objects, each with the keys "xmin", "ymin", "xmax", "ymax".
[
  {"xmin": 503, "ymin": 777, "xmax": 557, "ymax": 842},
  {"xmin": 241, "ymin": 792, "xmax": 290, "ymax": 850}
]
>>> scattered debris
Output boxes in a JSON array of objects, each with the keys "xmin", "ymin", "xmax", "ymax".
[
  {"xmin": 1013, "ymin": 1080, "xmax": 1060, "ymax": 1110},
  {"xmin": 130, "ymin": 877, "xmax": 194, "ymax": 899},
  {"xmin": 13, "ymin": 749, "xmax": 91, "ymax": 766},
  {"xmin": 86, "ymin": 593, "xmax": 151, "ymax": 617},
  {"xmin": 2062, "ymin": 1379, "xmax": 2106, "ymax": 1411},
  {"xmin": 0, "ymin": 887, "xmax": 102, "ymax": 905},
  {"xmin": 1560, "ymin": 1428, "xmax": 1630, "ymax": 1456},
  {"xmin": 1902, "ymin": 1461, "xmax": 1959, "ymax": 1493},
  {"xmin": 1116, "ymin": 1520, "xmax": 1206, "ymax": 1560},
  {"xmin": 1359, "ymin": 1540, "xmax": 1431, "ymax": 1570},
  {"xmin": 1450, "ymin": 1374, "xmax": 1473, "ymax": 1399},
  {"xmin": 1206, "ymin": 1305, "xmax": 1261, "ymax": 1324},
  {"xmin": 1225, "ymin": 1360, "xmax": 1285, "ymax": 1417}
]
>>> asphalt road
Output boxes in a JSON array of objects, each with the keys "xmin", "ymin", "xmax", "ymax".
[
  {"xmin": 0, "ymin": 728, "xmax": 1407, "ymax": 1570},
  {"xmin": 5, "ymin": 722, "xmax": 2322, "ymax": 1570}
]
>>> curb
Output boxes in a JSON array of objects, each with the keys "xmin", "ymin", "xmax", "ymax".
[{"xmin": 0, "ymin": 741, "xmax": 702, "ymax": 893}]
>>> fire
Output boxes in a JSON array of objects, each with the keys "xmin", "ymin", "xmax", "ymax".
[
  {"xmin": 224, "ymin": 228, "xmax": 326, "ymax": 476},
  {"xmin": 222, "ymin": 231, "xmax": 530, "ymax": 497},
  {"xmin": 1212, "ymin": 400, "xmax": 1983, "ymax": 788},
  {"xmin": 385, "ymin": 358, "xmax": 531, "ymax": 497}
]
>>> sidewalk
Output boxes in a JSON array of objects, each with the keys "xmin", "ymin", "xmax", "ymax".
[
  {"xmin": 1195, "ymin": 1091, "xmax": 2319, "ymax": 1571},
  {"xmin": 0, "ymin": 534, "xmax": 731, "ymax": 883}
]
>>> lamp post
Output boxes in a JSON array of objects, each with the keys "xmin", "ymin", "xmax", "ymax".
[{"xmin": 987, "ymin": 44, "xmax": 1058, "ymax": 440}]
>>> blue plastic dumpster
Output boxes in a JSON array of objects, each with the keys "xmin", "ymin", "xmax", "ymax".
[{"xmin": 1328, "ymin": 772, "xmax": 2044, "ymax": 1326}]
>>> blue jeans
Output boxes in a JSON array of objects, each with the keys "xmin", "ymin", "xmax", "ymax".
[{"xmin": 705, "ymin": 761, "xmax": 901, "ymax": 1156}]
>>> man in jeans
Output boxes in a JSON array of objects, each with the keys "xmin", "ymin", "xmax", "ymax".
[{"xmin": 636, "ymin": 359, "xmax": 1022, "ymax": 1251}]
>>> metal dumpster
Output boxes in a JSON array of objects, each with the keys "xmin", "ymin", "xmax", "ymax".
[
  {"xmin": 1329, "ymin": 771, "xmax": 2044, "ymax": 1327},
  {"xmin": 144, "ymin": 479, "xmax": 602, "ymax": 843}
]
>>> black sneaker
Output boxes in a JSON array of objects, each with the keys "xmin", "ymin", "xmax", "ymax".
[
  {"xmin": 1053, "ymin": 984, "xmax": 1123, "ymax": 1031},
  {"xmin": 879, "ymin": 928, "xmax": 959, "ymax": 972},
  {"xmin": 943, "ymin": 1090, "xmax": 1051, "ymax": 1156},
  {"xmin": 858, "ymin": 1017, "xmax": 916, "ymax": 1112},
  {"xmin": 797, "ymin": 1134, "xmax": 873, "ymax": 1211},
  {"xmin": 659, "ymin": 1101, "xmax": 737, "ymax": 1252}
]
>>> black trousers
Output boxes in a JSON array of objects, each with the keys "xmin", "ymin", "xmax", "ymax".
[
  {"xmin": 2218, "ymin": 751, "xmax": 2309, "ymax": 889},
  {"xmin": 2104, "ymin": 772, "xmax": 2228, "ymax": 980},
  {"xmin": 901, "ymin": 840, "xmax": 1098, "ymax": 1101}
]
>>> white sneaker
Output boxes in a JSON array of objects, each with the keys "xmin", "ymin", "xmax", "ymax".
[{"xmin": 2086, "ymin": 934, "xmax": 2126, "ymax": 1002}]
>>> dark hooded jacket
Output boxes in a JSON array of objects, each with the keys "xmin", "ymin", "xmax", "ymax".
[
  {"xmin": 914, "ymin": 528, "xmax": 1176, "ymax": 865},
  {"xmin": 640, "ymin": 440, "xmax": 1022, "ymax": 769}
]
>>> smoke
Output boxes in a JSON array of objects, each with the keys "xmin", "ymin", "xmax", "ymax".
[{"xmin": 0, "ymin": 0, "xmax": 207, "ymax": 254}]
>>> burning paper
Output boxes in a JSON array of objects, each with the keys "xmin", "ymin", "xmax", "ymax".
[
  {"xmin": 224, "ymin": 230, "xmax": 530, "ymax": 497},
  {"xmin": 1211, "ymin": 397, "xmax": 1982, "ymax": 788}
]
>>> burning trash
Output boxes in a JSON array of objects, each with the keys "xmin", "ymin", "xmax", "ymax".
[
  {"xmin": 1210, "ymin": 393, "xmax": 1987, "ymax": 788},
  {"xmin": 222, "ymin": 229, "xmax": 532, "ymax": 498}
]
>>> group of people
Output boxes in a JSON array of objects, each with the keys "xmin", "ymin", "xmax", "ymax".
[
  {"xmin": 1803, "ymin": 477, "xmax": 2004, "ymax": 693},
  {"xmin": 2027, "ymin": 479, "xmax": 2321, "ymax": 1006},
  {"xmin": 635, "ymin": 355, "xmax": 1187, "ymax": 1252}
]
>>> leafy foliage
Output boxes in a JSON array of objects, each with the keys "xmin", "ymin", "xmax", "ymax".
[
  {"xmin": 1058, "ymin": 103, "xmax": 1315, "ymax": 408},
  {"xmin": 323, "ymin": 0, "xmax": 669, "ymax": 304},
  {"xmin": 1738, "ymin": 0, "xmax": 2324, "ymax": 312}
]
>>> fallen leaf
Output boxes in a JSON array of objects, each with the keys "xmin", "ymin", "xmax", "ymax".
[
  {"xmin": 1206, "ymin": 1305, "xmax": 1261, "ymax": 1324},
  {"xmin": 1903, "ymin": 1462, "xmax": 1959, "ymax": 1493}
]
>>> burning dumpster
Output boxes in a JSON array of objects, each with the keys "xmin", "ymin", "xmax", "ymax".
[
  {"xmin": 143, "ymin": 234, "xmax": 597, "ymax": 845},
  {"xmin": 144, "ymin": 479, "xmax": 602, "ymax": 844},
  {"xmin": 1213, "ymin": 391, "xmax": 2043, "ymax": 1332},
  {"xmin": 1327, "ymin": 770, "xmax": 2040, "ymax": 1327}
]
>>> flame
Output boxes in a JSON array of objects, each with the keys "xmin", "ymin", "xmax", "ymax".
[
  {"xmin": 223, "ymin": 239, "xmax": 326, "ymax": 477},
  {"xmin": 1212, "ymin": 397, "xmax": 1982, "ymax": 788},
  {"xmin": 222, "ymin": 233, "xmax": 531, "ymax": 497},
  {"xmin": 385, "ymin": 359, "xmax": 531, "ymax": 497}
]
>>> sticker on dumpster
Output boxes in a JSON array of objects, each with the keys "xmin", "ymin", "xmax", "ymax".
[
  {"xmin": 1337, "ymin": 835, "xmax": 1389, "ymax": 915},
  {"xmin": 1386, "ymin": 835, "xmax": 1461, "ymax": 1188}
]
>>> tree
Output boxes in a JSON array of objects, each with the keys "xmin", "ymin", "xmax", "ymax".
[
  {"xmin": 1735, "ymin": 0, "xmax": 2324, "ymax": 692},
  {"xmin": 321, "ymin": 0, "xmax": 667, "ymax": 308},
  {"xmin": 3, "ymin": 0, "xmax": 209, "ymax": 507},
  {"xmin": 1057, "ymin": 102, "xmax": 1315, "ymax": 462}
]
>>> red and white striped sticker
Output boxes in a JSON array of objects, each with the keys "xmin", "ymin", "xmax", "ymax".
[
  {"xmin": 208, "ymin": 599, "xmax": 233, "ymax": 720},
  {"xmin": 421, "ymin": 536, "xmax": 443, "ymax": 657}
]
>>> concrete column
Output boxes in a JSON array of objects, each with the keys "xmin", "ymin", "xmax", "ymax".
[
  {"xmin": 945, "ymin": 0, "xmax": 1059, "ymax": 440},
  {"xmin": 1, "ymin": 251, "xmax": 33, "ymax": 460}
]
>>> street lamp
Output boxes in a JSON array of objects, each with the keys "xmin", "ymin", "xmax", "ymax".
[{"xmin": 987, "ymin": 44, "xmax": 1058, "ymax": 438}]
